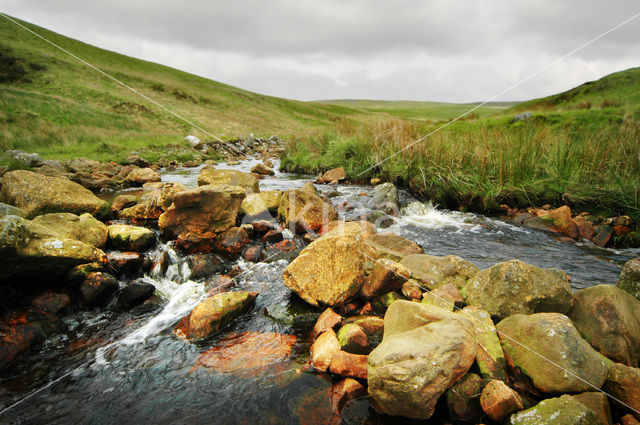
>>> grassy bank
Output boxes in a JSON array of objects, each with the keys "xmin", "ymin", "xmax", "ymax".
[{"xmin": 282, "ymin": 106, "xmax": 640, "ymax": 222}]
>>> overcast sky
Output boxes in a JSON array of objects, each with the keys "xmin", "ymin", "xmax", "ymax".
[{"xmin": 3, "ymin": 1, "xmax": 639, "ymax": 102}]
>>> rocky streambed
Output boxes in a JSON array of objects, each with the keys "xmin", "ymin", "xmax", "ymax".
[{"xmin": 0, "ymin": 155, "xmax": 639, "ymax": 424}]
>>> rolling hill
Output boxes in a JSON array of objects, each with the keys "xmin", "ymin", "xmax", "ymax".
[{"xmin": 0, "ymin": 15, "xmax": 513, "ymax": 163}]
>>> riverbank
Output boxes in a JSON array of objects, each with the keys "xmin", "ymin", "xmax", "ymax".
[
  {"xmin": 1, "ymin": 151, "xmax": 640, "ymax": 424},
  {"xmin": 280, "ymin": 107, "xmax": 640, "ymax": 247}
]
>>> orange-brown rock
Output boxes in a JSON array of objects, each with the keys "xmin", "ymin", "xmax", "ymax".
[
  {"xmin": 480, "ymin": 379, "xmax": 524, "ymax": 423},
  {"xmin": 361, "ymin": 258, "xmax": 410, "ymax": 298},
  {"xmin": 191, "ymin": 332, "xmax": 296, "ymax": 375},
  {"xmin": 31, "ymin": 291, "xmax": 70, "ymax": 316},
  {"xmin": 329, "ymin": 351, "xmax": 368, "ymax": 379},
  {"xmin": 318, "ymin": 167, "xmax": 346, "ymax": 184},
  {"xmin": 0, "ymin": 309, "xmax": 59, "ymax": 369},
  {"xmin": 214, "ymin": 227, "xmax": 250, "ymax": 260},
  {"xmin": 159, "ymin": 185, "xmax": 245, "ymax": 239},
  {"xmin": 574, "ymin": 215, "xmax": 595, "ymax": 240},
  {"xmin": 312, "ymin": 308, "xmax": 342, "ymax": 340},
  {"xmin": 283, "ymin": 222, "xmax": 376, "ymax": 306},
  {"xmin": 524, "ymin": 206, "xmax": 579, "ymax": 239},
  {"xmin": 331, "ymin": 378, "xmax": 366, "ymax": 414},
  {"xmin": 277, "ymin": 188, "xmax": 338, "ymax": 233},
  {"xmin": 174, "ymin": 291, "xmax": 257, "ymax": 341},
  {"xmin": 311, "ymin": 328, "xmax": 341, "ymax": 372}
]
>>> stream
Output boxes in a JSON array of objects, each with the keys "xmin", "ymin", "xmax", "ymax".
[{"xmin": 0, "ymin": 157, "xmax": 637, "ymax": 425}]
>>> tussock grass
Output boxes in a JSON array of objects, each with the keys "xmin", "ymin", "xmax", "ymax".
[{"xmin": 282, "ymin": 108, "xmax": 640, "ymax": 219}]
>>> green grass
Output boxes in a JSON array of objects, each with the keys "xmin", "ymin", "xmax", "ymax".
[
  {"xmin": 314, "ymin": 99, "xmax": 515, "ymax": 121},
  {"xmin": 513, "ymin": 67, "xmax": 640, "ymax": 111},
  {"xmin": 2, "ymin": 15, "xmax": 640, "ymax": 227},
  {"xmin": 0, "ymin": 15, "xmax": 366, "ymax": 164},
  {"xmin": 282, "ymin": 106, "xmax": 640, "ymax": 221}
]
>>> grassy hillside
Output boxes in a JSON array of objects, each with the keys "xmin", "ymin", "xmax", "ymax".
[
  {"xmin": 314, "ymin": 99, "xmax": 514, "ymax": 121},
  {"xmin": 0, "ymin": 15, "xmax": 362, "ymax": 162},
  {"xmin": 513, "ymin": 67, "xmax": 640, "ymax": 111}
]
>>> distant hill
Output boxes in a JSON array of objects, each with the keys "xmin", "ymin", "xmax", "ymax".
[
  {"xmin": 513, "ymin": 67, "xmax": 640, "ymax": 111},
  {"xmin": 314, "ymin": 99, "xmax": 515, "ymax": 121}
]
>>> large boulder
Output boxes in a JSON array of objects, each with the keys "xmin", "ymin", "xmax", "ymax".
[
  {"xmin": 506, "ymin": 395, "xmax": 604, "ymax": 425},
  {"xmin": 618, "ymin": 257, "xmax": 640, "ymax": 300},
  {"xmin": 400, "ymin": 254, "xmax": 478, "ymax": 290},
  {"xmin": 239, "ymin": 191, "xmax": 281, "ymax": 221},
  {"xmin": 368, "ymin": 301, "xmax": 477, "ymax": 420},
  {"xmin": 197, "ymin": 167, "xmax": 259, "ymax": 193},
  {"xmin": 278, "ymin": 188, "xmax": 338, "ymax": 233},
  {"xmin": 158, "ymin": 185, "xmax": 245, "ymax": 239},
  {"xmin": 0, "ymin": 215, "xmax": 105, "ymax": 281},
  {"xmin": 31, "ymin": 212, "xmax": 108, "ymax": 248},
  {"xmin": 465, "ymin": 260, "xmax": 572, "ymax": 320},
  {"xmin": 107, "ymin": 224, "xmax": 156, "ymax": 252},
  {"xmin": 361, "ymin": 232, "xmax": 424, "ymax": 261},
  {"xmin": 283, "ymin": 222, "xmax": 376, "ymax": 306},
  {"xmin": 174, "ymin": 291, "xmax": 258, "ymax": 341},
  {"xmin": 250, "ymin": 163, "xmax": 274, "ymax": 176},
  {"xmin": 568, "ymin": 284, "xmax": 640, "ymax": 367},
  {"xmin": 497, "ymin": 313, "xmax": 608, "ymax": 394},
  {"xmin": 0, "ymin": 170, "xmax": 110, "ymax": 219}
]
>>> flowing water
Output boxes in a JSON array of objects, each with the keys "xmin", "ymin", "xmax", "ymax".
[{"xmin": 0, "ymin": 158, "xmax": 637, "ymax": 425}]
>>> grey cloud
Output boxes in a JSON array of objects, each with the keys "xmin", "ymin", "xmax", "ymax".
[{"xmin": 2, "ymin": 0, "xmax": 639, "ymax": 101}]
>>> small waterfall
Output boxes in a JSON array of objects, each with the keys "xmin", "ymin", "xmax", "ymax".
[
  {"xmin": 395, "ymin": 201, "xmax": 481, "ymax": 231},
  {"xmin": 96, "ymin": 243, "xmax": 206, "ymax": 361}
]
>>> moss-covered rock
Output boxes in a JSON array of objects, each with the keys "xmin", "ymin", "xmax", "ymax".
[
  {"xmin": 0, "ymin": 170, "xmax": 110, "ymax": 219},
  {"xmin": 618, "ymin": 257, "xmax": 640, "ymax": 300},
  {"xmin": 239, "ymin": 191, "xmax": 282, "ymax": 220},
  {"xmin": 361, "ymin": 258, "xmax": 410, "ymax": 298},
  {"xmin": 174, "ymin": 291, "xmax": 258, "ymax": 341},
  {"xmin": 107, "ymin": 224, "xmax": 155, "ymax": 252},
  {"xmin": 400, "ymin": 253, "xmax": 478, "ymax": 290},
  {"xmin": 368, "ymin": 301, "xmax": 477, "ymax": 420},
  {"xmin": 602, "ymin": 362, "xmax": 640, "ymax": 420},
  {"xmin": 278, "ymin": 188, "xmax": 338, "ymax": 233},
  {"xmin": 361, "ymin": 232, "xmax": 424, "ymax": 262},
  {"xmin": 372, "ymin": 291, "xmax": 403, "ymax": 315},
  {"xmin": 336, "ymin": 323, "xmax": 369, "ymax": 354},
  {"xmin": 197, "ymin": 167, "xmax": 259, "ymax": 193},
  {"xmin": 465, "ymin": 259, "xmax": 572, "ymax": 320},
  {"xmin": 462, "ymin": 306, "xmax": 508, "ymax": 381},
  {"xmin": 445, "ymin": 373, "xmax": 485, "ymax": 422},
  {"xmin": 506, "ymin": 395, "xmax": 604, "ymax": 425},
  {"xmin": 568, "ymin": 284, "xmax": 640, "ymax": 367},
  {"xmin": 497, "ymin": 313, "xmax": 608, "ymax": 394},
  {"xmin": 158, "ymin": 185, "xmax": 245, "ymax": 239},
  {"xmin": 32, "ymin": 212, "xmax": 107, "ymax": 248},
  {"xmin": 0, "ymin": 215, "xmax": 105, "ymax": 281}
]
